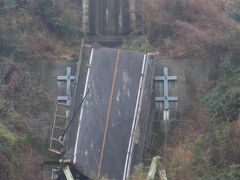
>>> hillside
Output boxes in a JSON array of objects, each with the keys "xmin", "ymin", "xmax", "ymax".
[
  {"xmin": 129, "ymin": 0, "xmax": 240, "ymax": 179},
  {"xmin": 0, "ymin": 0, "xmax": 82, "ymax": 179},
  {"xmin": 0, "ymin": 0, "xmax": 240, "ymax": 180}
]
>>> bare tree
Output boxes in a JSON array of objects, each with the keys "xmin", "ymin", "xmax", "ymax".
[{"xmin": 0, "ymin": 62, "xmax": 31, "ymax": 117}]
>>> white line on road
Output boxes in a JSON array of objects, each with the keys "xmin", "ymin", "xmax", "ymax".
[
  {"xmin": 73, "ymin": 48, "xmax": 94, "ymax": 163},
  {"xmin": 123, "ymin": 54, "xmax": 147, "ymax": 180}
]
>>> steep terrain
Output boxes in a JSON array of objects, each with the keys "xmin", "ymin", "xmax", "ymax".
[
  {"xmin": 0, "ymin": 0, "xmax": 82, "ymax": 179},
  {"xmin": 127, "ymin": 0, "xmax": 240, "ymax": 179},
  {"xmin": 1, "ymin": 0, "xmax": 240, "ymax": 179}
]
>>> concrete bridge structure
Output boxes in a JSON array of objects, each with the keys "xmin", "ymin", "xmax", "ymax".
[{"xmin": 82, "ymin": 0, "xmax": 137, "ymax": 35}]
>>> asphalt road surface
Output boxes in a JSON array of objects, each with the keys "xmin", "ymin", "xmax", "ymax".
[{"xmin": 67, "ymin": 47, "xmax": 149, "ymax": 179}]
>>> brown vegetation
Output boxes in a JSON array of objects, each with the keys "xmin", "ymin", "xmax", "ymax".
[
  {"xmin": 165, "ymin": 109, "xmax": 240, "ymax": 179},
  {"xmin": 0, "ymin": 1, "xmax": 82, "ymax": 179},
  {"xmin": 140, "ymin": 0, "xmax": 240, "ymax": 57}
]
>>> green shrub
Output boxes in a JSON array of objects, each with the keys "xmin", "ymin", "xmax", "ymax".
[
  {"xmin": 146, "ymin": 23, "xmax": 177, "ymax": 45},
  {"xmin": 226, "ymin": 1, "xmax": 240, "ymax": 22},
  {"xmin": 130, "ymin": 163, "xmax": 148, "ymax": 180},
  {"xmin": 34, "ymin": 0, "xmax": 82, "ymax": 41},
  {"xmin": 34, "ymin": 0, "xmax": 55, "ymax": 19},
  {"xmin": 47, "ymin": 16, "xmax": 83, "ymax": 41},
  {"xmin": 203, "ymin": 59, "xmax": 240, "ymax": 122},
  {"xmin": 0, "ymin": 14, "xmax": 26, "ymax": 56},
  {"xmin": 203, "ymin": 87, "xmax": 240, "ymax": 122},
  {"xmin": 122, "ymin": 36, "xmax": 153, "ymax": 52},
  {"xmin": 0, "ymin": 123, "xmax": 17, "ymax": 157},
  {"xmin": 0, "ymin": 123, "xmax": 28, "ymax": 179},
  {"xmin": 227, "ymin": 164, "xmax": 240, "ymax": 180}
]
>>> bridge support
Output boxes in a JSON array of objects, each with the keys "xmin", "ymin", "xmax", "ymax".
[
  {"xmin": 129, "ymin": 0, "xmax": 136, "ymax": 31},
  {"xmin": 82, "ymin": 0, "xmax": 137, "ymax": 35},
  {"xmin": 82, "ymin": 0, "xmax": 89, "ymax": 33}
]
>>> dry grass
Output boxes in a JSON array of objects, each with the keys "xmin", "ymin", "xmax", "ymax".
[
  {"xmin": 23, "ymin": 31, "xmax": 75, "ymax": 61},
  {"xmin": 167, "ymin": 145, "xmax": 194, "ymax": 180},
  {"xmin": 140, "ymin": 0, "xmax": 240, "ymax": 57},
  {"xmin": 164, "ymin": 109, "xmax": 210, "ymax": 180},
  {"xmin": 163, "ymin": 110, "xmax": 240, "ymax": 180}
]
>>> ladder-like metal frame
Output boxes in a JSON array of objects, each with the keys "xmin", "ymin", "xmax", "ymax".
[{"xmin": 49, "ymin": 103, "xmax": 69, "ymax": 154}]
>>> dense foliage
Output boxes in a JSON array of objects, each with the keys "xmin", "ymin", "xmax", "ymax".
[
  {"xmin": 203, "ymin": 59, "xmax": 240, "ymax": 122},
  {"xmin": 34, "ymin": 0, "xmax": 82, "ymax": 41},
  {"xmin": 134, "ymin": 1, "xmax": 240, "ymax": 179},
  {"xmin": 226, "ymin": 0, "xmax": 240, "ymax": 22},
  {"xmin": 122, "ymin": 36, "xmax": 153, "ymax": 52},
  {"xmin": 0, "ymin": 0, "xmax": 83, "ymax": 179},
  {"xmin": 0, "ymin": 123, "xmax": 26, "ymax": 179}
]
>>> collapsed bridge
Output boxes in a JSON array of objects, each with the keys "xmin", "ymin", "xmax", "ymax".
[{"xmin": 50, "ymin": 45, "xmax": 156, "ymax": 179}]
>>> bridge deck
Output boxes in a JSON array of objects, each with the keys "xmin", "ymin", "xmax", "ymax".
[{"xmin": 65, "ymin": 47, "xmax": 155, "ymax": 179}]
